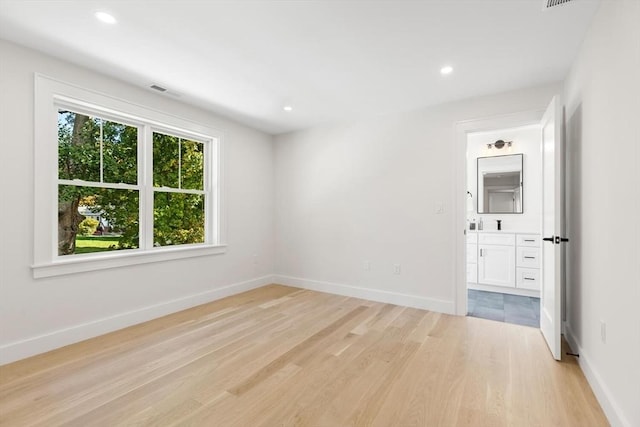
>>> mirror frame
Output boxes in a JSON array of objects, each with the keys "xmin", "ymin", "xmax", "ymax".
[{"xmin": 476, "ymin": 153, "xmax": 523, "ymax": 214}]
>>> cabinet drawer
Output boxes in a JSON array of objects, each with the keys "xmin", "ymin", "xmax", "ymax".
[
  {"xmin": 517, "ymin": 234, "xmax": 540, "ymax": 247},
  {"xmin": 478, "ymin": 233, "xmax": 515, "ymax": 246},
  {"xmin": 517, "ymin": 247, "xmax": 540, "ymax": 268},
  {"xmin": 467, "ymin": 243, "xmax": 477, "ymax": 263},
  {"xmin": 467, "ymin": 232, "xmax": 477, "ymax": 244},
  {"xmin": 516, "ymin": 268, "xmax": 540, "ymax": 290},
  {"xmin": 467, "ymin": 263, "xmax": 477, "ymax": 283}
]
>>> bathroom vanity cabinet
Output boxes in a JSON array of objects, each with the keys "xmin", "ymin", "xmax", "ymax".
[{"xmin": 467, "ymin": 231, "xmax": 540, "ymax": 296}]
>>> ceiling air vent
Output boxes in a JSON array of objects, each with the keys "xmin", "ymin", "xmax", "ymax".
[
  {"xmin": 543, "ymin": 0, "xmax": 573, "ymax": 9},
  {"xmin": 150, "ymin": 84, "xmax": 167, "ymax": 92}
]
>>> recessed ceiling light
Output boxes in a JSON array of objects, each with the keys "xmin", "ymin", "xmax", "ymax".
[
  {"xmin": 95, "ymin": 11, "xmax": 117, "ymax": 24},
  {"xmin": 440, "ymin": 65, "xmax": 453, "ymax": 75},
  {"xmin": 283, "ymin": 105, "xmax": 293, "ymax": 112}
]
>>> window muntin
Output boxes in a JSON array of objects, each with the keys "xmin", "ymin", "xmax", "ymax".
[
  {"xmin": 34, "ymin": 76, "xmax": 224, "ymax": 278},
  {"xmin": 57, "ymin": 110, "xmax": 140, "ymax": 256},
  {"xmin": 55, "ymin": 107, "xmax": 214, "ymax": 257},
  {"xmin": 152, "ymin": 131, "xmax": 207, "ymax": 247},
  {"xmin": 152, "ymin": 132, "xmax": 204, "ymax": 191},
  {"xmin": 58, "ymin": 110, "xmax": 138, "ymax": 184}
]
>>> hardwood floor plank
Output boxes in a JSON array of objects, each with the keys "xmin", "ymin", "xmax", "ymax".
[
  {"xmin": 0, "ymin": 285, "xmax": 609, "ymax": 427},
  {"xmin": 0, "ymin": 285, "xmax": 299, "ymax": 386},
  {"xmin": 227, "ymin": 305, "xmax": 369, "ymax": 396},
  {"xmin": 252, "ymin": 323, "xmax": 388, "ymax": 426}
]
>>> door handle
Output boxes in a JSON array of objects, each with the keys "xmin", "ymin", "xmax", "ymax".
[
  {"xmin": 543, "ymin": 236, "xmax": 569, "ymax": 244},
  {"xmin": 554, "ymin": 236, "xmax": 570, "ymax": 244}
]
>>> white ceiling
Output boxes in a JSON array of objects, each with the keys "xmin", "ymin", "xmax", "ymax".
[{"xmin": 0, "ymin": 0, "xmax": 599, "ymax": 134}]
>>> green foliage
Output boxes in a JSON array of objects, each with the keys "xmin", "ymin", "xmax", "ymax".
[
  {"xmin": 58, "ymin": 111, "xmax": 205, "ymax": 254},
  {"xmin": 78, "ymin": 217, "xmax": 99, "ymax": 236},
  {"xmin": 59, "ymin": 185, "xmax": 140, "ymax": 249},
  {"xmin": 153, "ymin": 192, "xmax": 204, "ymax": 246},
  {"xmin": 153, "ymin": 133, "xmax": 203, "ymax": 190},
  {"xmin": 58, "ymin": 111, "xmax": 137, "ymax": 184}
]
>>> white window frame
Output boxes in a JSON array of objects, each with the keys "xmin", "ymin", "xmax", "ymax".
[{"xmin": 33, "ymin": 74, "xmax": 226, "ymax": 278}]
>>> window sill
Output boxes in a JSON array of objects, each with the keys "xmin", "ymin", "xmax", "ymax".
[{"xmin": 32, "ymin": 244, "xmax": 227, "ymax": 278}]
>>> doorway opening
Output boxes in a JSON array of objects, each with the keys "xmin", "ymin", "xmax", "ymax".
[
  {"xmin": 455, "ymin": 98, "xmax": 564, "ymax": 359},
  {"xmin": 465, "ymin": 124, "xmax": 542, "ymax": 327}
]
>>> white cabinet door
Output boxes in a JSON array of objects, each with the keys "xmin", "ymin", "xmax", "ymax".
[{"xmin": 478, "ymin": 244, "xmax": 515, "ymax": 287}]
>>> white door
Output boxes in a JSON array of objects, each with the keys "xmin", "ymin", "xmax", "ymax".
[{"xmin": 540, "ymin": 96, "xmax": 565, "ymax": 360}]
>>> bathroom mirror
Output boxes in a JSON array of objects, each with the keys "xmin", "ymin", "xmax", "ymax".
[{"xmin": 477, "ymin": 154, "xmax": 523, "ymax": 214}]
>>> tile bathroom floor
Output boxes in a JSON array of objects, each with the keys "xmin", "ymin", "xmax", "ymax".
[{"xmin": 467, "ymin": 289, "xmax": 540, "ymax": 328}]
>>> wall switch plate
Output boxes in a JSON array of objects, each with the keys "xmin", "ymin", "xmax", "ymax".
[
  {"xmin": 600, "ymin": 320, "xmax": 606, "ymax": 343},
  {"xmin": 435, "ymin": 202, "xmax": 444, "ymax": 214},
  {"xmin": 363, "ymin": 261, "xmax": 371, "ymax": 271},
  {"xmin": 393, "ymin": 264, "xmax": 401, "ymax": 275}
]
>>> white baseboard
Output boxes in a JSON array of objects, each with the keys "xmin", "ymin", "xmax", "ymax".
[
  {"xmin": 274, "ymin": 275, "xmax": 455, "ymax": 314},
  {"xmin": 564, "ymin": 323, "xmax": 631, "ymax": 427},
  {"xmin": 0, "ymin": 275, "xmax": 275, "ymax": 366}
]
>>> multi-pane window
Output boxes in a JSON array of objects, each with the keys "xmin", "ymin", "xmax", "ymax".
[
  {"xmin": 55, "ymin": 107, "xmax": 213, "ymax": 257},
  {"xmin": 34, "ymin": 75, "xmax": 223, "ymax": 277}
]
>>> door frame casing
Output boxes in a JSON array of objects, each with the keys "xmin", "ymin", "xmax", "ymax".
[{"xmin": 453, "ymin": 109, "xmax": 545, "ymax": 316}]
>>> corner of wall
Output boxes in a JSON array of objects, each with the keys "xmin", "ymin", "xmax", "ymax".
[{"xmin": 564, "ymin": 324, "xmax": 633, "ymax": 427}]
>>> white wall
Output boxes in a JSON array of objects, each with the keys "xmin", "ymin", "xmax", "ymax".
[
  {"xmin": 467, "ymin": 125, "xmax": 542, "ymax": 232},
  {"xmin": 274, "ymin": 83, "xmax": 559, "ymax": 312},
  {"xmin": 0, "ymin": 40, "xmax": 275, "ymax": 364},
  {"xmin": 563, "ymin": 1, "xmax": 640, "ymax": 426},
  {"xmin": 0, "ymin": 6, "xmax": 635, "ymax": 424}
]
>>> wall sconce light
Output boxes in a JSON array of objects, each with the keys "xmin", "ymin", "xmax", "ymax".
[{"xmin": 487, "ymin": 139, "xmax": 512, "ymax": 149}]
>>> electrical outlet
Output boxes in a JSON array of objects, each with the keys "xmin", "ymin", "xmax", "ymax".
[
  {"xmin": 435, "ymin": 202, "xmax": 444, "ymax": 214},
  {"xmin": 393, "ymin": 264, "xmax": 401, "ymax": 275},
  {"xmin": 363, "ymin": 260, "xmax": 371, "ymax": 271},
  {"xmin": 253, "ymin": 254, "xmax": 258, "ymax": 265},
  {"xmin": 600, "ymin": 320, "xmax": 606, "ymax": 343}
]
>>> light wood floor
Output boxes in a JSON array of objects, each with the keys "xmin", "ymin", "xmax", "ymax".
[{"xmin": 0, "ymin": 285, "xmax": 608, "ymax": 426}]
